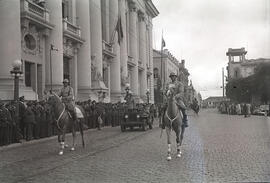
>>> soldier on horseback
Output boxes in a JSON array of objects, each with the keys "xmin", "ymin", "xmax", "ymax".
[
  {"xmin": 58, "ymin": 79, "xmax": 77, "ymax": 122},
  {"xmin": 161, "ymin": 72, "xmax": 188, "ymax": 129}
]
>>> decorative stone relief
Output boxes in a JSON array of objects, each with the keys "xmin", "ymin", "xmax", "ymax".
[
  {"xmin": 63, "ymin": 38, "xmax": 74, "ymax": 57},
  {"xmin": 120, "ymin": 66, "xmax": 129, "ymax": 86},
  {"xmin": 21, "ymin": 24, "xmax": 41, "ymax": 56}
]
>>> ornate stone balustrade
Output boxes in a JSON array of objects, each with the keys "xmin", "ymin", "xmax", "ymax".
[
  {"xmin": 20, "ymin": 0, "xmax": 50, "ymax": 22},
  {"xmin": 63, "ymin": 18, "xmax": 81, "ymax": 37}
]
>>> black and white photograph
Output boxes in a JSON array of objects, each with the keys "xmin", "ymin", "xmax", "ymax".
[{"xmin": 0, "ymin": 0, "xmax": 270, "ymax": 182}]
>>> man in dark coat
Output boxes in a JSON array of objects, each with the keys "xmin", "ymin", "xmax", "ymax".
[
  {"xmin": 24, "ymin": 102, "xmax": 35, "ymax": 141},
  {"xmin": 18, "ymin": 96, "xmax": 26, "ymax": 139}
]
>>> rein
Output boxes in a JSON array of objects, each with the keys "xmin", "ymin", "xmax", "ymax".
[
  {"xmin": 165, "ymin": 109, "xmax": 179, "ymax": 129},
  {"xmin": 55, "ymin": 103, "xmax": 65, "ymax": 130}
]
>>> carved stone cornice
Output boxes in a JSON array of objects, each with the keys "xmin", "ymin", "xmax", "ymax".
[
  {"xmin": 128, "ymin": 1, "xmax": 137, "ymax": 12},
  {"xmin": 138, "ymin": 11, "xmax": 145, "ymax": 22}
]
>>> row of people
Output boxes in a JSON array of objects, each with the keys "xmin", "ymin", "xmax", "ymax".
[
  {"xmin": 0, "ymin": 97, "xmax": 157, "ymax": 146},
  {"xmin": 218, "ymin": 102, "xmax": 252, "ymax": 116}
]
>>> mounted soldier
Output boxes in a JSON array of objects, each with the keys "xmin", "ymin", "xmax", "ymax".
[
  {"xmin": 161, "ymin": 72, "xmax": 188, "ymax": 129},
  {"xmin": 58, "ymin": 79, "xmax": 77, "ymax": 122}
]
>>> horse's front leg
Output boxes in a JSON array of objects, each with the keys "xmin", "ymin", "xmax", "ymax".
[
  {"xmin": 176, "ymin": 127, "xmax": 181, "ymax": 158},
  {"xmin": 165, "ymin": 127, "xmax": 172, "ymax": 161},
  {"xmin": 71, "ymin": 121, "xmax": 76, "ymax": 151},
  {"xmin": 58, "ymin": 133, "xmax": 64, "ymax": 155}
]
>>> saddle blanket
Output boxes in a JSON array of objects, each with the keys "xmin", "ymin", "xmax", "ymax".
[{"xmin": 75, "ymin": 106, "xmax": 84, "ymax": 118}]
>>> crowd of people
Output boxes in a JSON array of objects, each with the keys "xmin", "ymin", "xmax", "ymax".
[
  {"xmin": 218, "ymin": 102, "xmax": 252, "ymax": 117},
  {"xmin": 0, "ymin": 96, "xmax": 157, "ymax": 147}
]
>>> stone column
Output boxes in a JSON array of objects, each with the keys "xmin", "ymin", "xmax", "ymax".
[
  {"xmin": 90, "ymin": 0, "xmax": 103, "ymax": 80},
  {"xmin": 109, "ymin": 0, "xmax": 121, "ymax": 102},
  {"xmin": 148, "ymin": 20, "xmax": 154, "ymax": 103},
  {"xmin": 71, "ymin": 51, "xmax": 78, "ymax": 99},
  {"xmin": 0, "ymin": 0, "xmax": 22, "ymax": 99},
  {"xmin": 129, "ymin": 2, "xmax": 139, "ymax": 98},
  {"xmin": 76, "ymin": 0, "xmax": 92, "ymax": 100},
  {"xmin": 46, "ymin": 0, "xmax": 63, "ymax": 90},
  {"xmin": 119, "ymin": 0, "xmax": 128, "ymax": 91},
  {"xmin": 138, "ymin": 12, "xmax": 147, "ymax": 100},
  {"xmin": 71, "ymin": 0, "xmax": 76, "ymax": 24},
  {"xmin": 101, "ymin": 0, "xmax": 110, "ymax": 42}
]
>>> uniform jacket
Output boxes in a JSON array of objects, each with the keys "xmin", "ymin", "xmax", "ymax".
[
  {"xmin": 165, "ymin": 80, "xmax": 186, "ymax": 105},
  {"xmin": 58, "ymin": 86, "xmax": 74, "ymax": 105}
]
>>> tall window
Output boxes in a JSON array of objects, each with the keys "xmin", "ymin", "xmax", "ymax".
[
  {"xmin": 63, "ymin": 57, "xmax": 70, "ymax": 81},
  {"xmin": 234, "ymin": 68, "xmax": 239, "ymax": 78},
  {"xmin": 62, "ymin": 1, "xmax": 69, "ymax": 20},
  {"xmin": 25, "ymin": 61, "xmax": 31, "ymax": 87}
]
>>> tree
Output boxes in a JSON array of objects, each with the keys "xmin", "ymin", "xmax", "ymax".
[{"xmin": 226, "ymin": 62, "xmax": 270, "ymax": 104}]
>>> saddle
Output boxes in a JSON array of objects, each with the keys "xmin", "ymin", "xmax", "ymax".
[{"xmin": 66, "ymin": 106, "xmax": 83, "ymax": 119}]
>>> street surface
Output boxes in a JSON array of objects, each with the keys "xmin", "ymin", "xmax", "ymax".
[{"xmin": 0, "ymin": 109, "xmax": 270, "ymax": 183}]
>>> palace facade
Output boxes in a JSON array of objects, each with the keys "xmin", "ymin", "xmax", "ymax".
[{"xmin": 0, "ymin": 0, "xmax": 158, "ymax": 103}]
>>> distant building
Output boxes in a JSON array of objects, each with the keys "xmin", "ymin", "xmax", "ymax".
[
  {"xmin": 153, "ymin": 49, "xmax": 190, "ymax": 104},
  {"xmin": 203, "ymin": 96, "xmax": 229, "ymax": 108},
  {"xmin": 226, "ymin": 47, "xmax": 270, "ymax": 104},
  {"xmin": 226, "ymin": 48, "xmax": 270, "ymax": 80}
]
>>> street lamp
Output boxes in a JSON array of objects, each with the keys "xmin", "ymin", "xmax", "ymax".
[
  {"xmin": 146, "ymin": 89, "xmax": 150, "ymax": 104},
  {"xmin": 125, "ymin": 83, "xmax": 130, "ymax": 98},
  {"xmin": 10, "ymin": 60, "xmax": 23, "ymax": 141},
  {"xmin": 10, "ymin": 60, "xmax": 23, "ymax": 101}
]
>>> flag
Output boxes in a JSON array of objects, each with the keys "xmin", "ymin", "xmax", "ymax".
[
  {"xmin": 162, "ymin": 37, "xmax": 166, "ymax": 48},
  {"xmin": 116, "ymin": 16, "xmax": 124, "ymax": 44}
]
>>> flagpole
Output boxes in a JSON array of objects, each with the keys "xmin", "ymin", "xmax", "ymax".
[{"xmin": 160, "ymin": 31, "xmax": 164, "ymax": 104}]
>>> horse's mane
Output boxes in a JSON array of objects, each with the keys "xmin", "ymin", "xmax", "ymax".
[{"xmin": 49, "ymin": 91, "xmax": 61, "ymax": 103}]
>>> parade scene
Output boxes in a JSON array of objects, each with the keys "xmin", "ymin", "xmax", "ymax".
[{"xmin": 0, "ymin": 0, "xmax": 270, "ymax": 182}]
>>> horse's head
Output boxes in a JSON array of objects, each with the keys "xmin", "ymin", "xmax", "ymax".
[
  {"xmin": 47, "ymin": 92, "xmax": 61, "ymax": 106},
  {"xmin": 166, "ymin": 84, "xmax": 176, "ymax": 98}
]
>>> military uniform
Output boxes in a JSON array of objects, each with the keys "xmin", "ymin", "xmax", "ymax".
[
  {"xmin": 58, "ymin": 79, "xmax": 77, "ymax": 121},
  {"xmin": 0, "ymin": 102, "xmax": 10, "ymax": 146}
]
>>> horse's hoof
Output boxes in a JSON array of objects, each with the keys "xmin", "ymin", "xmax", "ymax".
[
  {"xmin": 167, "ymin": 156, "xmax": 172, "ymax": 161},
  {"xmin": 176, "ymin": 153, "xmax": 181, "ymax": 158},
  {"xmin": 59, "ymin": 151, "xmax": 63, "ymax": 155},
  {"xmin": 71, "ymin": 147, "xmax": 75, "ymax": 151}
]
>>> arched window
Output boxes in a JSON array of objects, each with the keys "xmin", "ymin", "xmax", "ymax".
[
  {"xmin": 234, "ymin": 68, "xmax": 240, "ymax": 78},
  {"xmin": 154, "ymin": 68, "xmax": 159, "ymax": 78}
]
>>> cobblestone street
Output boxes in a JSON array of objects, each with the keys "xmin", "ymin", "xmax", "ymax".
[{"xmin": 1, "ymin": 109, "xmax": 270, "ymax": 183}]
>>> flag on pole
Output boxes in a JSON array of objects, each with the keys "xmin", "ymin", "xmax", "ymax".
[
  {"xmin": 162, "ymin": 37, "xmax": 166, "ymax": 48},
  {"xmin": 110, "ymin": 16, "xmax": 124, "ymax": 45},
  {"xmin": 116, "ymin": 16, "xmax": 124, "ymax": 44}
]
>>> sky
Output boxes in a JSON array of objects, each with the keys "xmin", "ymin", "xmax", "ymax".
[{"xmin": 152, "ymin": 0, "xmax": 270, "ymax": 99}]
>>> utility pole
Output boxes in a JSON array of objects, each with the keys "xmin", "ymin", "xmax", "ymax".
[{"xmin": 222, "ymin": 67, "xmax": 225, "ymax": 98}]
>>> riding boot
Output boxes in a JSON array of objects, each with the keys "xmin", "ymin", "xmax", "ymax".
[
  {"xmin": 71, "ymin": 111, "xmax": 78, "ymax": 123},
  {"xmin": 181, "ymin": 108, "xmax": 188, "ymax": 128}
]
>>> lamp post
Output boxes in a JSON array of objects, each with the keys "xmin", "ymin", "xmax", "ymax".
[
  {"xmin": 125, "ymin": 83, "xmax": 130, "ymax": 99},
  {"xmin": 146, "ymin": 89, "xmax": 150, "ymax": 104},
  {"xmin": 50, "ymin": 44, "xmax": 58, "ymax": 92},
  {"xmin": 10, "ymin": 60, "xmax": 23, "ymax": 101},
  {"xmin": 10, "ymin": 60, "xmax": 23, "ymax": 141}
]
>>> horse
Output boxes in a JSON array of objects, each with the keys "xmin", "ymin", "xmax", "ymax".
[
  {"xmin": 47, "ymin": 93, "xmax": 85, "ymax": 155},
  {"xmin": 163, "ymin": 84, "xmax": 185, "ymax": 161}
]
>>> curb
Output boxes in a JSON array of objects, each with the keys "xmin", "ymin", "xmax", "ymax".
[{"xmin": 0, "ymin": 126, "xmax": 118, "ymax": 152}]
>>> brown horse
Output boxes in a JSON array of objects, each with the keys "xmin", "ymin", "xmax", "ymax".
[
  {"xmin": 164, "ymin": 84, "xmax": 185, "ymax": 161},
  {"xmin": 47, "ymin": 93, "xmax": 85, "ymax": 155}
]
